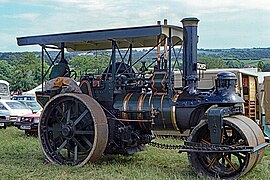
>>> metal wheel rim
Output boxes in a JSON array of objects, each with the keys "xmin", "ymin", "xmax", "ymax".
[
  {"xmin": 230, "ymin": 115, "xmax": 265, "ymax": 170},
  {"xmin": 188, "ymin": 117, "xmax": 258, "ymax": 179},
  {"xmin": 38, "ymin": 93, "xmax": 108, "ymax": 166}
]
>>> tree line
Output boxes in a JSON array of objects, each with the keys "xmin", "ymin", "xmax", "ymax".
[
  {"xmin": 0, "ymin": 52, "xmax": 110, "ymax": 92},
  {"xmin": 198, "ymin": 48, "xmax": 270, "ymax": 60},
  {"xmin": 0, "ymin": 52, "xmax": 270, "ymax": 92}
]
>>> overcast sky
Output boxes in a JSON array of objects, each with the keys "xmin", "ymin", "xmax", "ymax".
[{"xmin": 0, "ymin": 0, "xmax": 270, "ymax": 52}]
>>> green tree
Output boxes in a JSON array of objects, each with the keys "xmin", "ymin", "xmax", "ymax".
[
  {"xmin": 257, "ymin": 61, "xmax": 264, "ymax": 71},
  {"xmin": 11, "ymin": 52, "xmax": 43, "ymax": 91},
  {"xmin": 0, "ymin": 60, "xmax": 13, "ymax": 81},
  {"xmin": 198, "ymin": 57, "xmax": 227, "ymax": 69},
  {"xmin": 69, "ymin": 54, "xmax": 109, "ymax": 76},
  {"xmin": 226, "ymin": 60, "xmax": 244, "ymax": 68}
]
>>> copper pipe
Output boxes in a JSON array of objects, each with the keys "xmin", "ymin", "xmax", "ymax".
[
  {"xmin": 157, "ymin": 20, "xmax": 161, "ymax": 70},
  {"xmin": 164, "ymin": 19, "xmax": 168, "ymax": 69}
]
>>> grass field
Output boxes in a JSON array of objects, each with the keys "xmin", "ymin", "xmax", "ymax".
[
  {"xmin": 229, "ymin": 58, "xmax": 270, "ymax": 67},
  {"xmin": 0, "ymin": 127, "xmax": 270, "ymax": 180}
]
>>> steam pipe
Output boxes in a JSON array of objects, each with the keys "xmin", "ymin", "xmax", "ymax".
[
  {"xmin": 157, "ymin": 21, "xmax": 161, "ymax": 70},
  {"xmin": 181, "ymin": 17, "xmax": 200, "ymax": 94},
  {"xmin": 164, "ymin": 19, "xmax": 168, "ymax": 69}
]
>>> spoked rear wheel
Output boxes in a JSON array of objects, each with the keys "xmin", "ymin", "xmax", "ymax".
[
  {"xmin": 188, "ymin": 115, "xmax": 265, "ymax": 179},
  {"xmin": 38, "ymin": 93, "xmax": 108, "ymax": 166}
]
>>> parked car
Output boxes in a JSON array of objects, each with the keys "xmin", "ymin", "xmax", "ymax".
[
  {"xmin": 11, "ymin": 95, "xmax": 35, "ymax": 101},
  {"xmin": 0, "ymin": 99, "xmax": 32, "ymax": 121},
  {"xmin": 12, "ymin": 95, "xmax": 42, "ymax": 113},
  {"xmin": 14, "ymin": 112, "xmax": 40, "ymax": 135},
  {"xmin": 0, "ymin": 106, "xmax": 10, "ymax": 119},
  {"xmin": 0, "ymin": 111, "xmax": 11, "ymax": 129}
]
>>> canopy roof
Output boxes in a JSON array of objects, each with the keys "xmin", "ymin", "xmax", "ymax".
[
  {"xmin": 17, "ymin": 25, "xmax": 183, "ymax": 51},
  {"xmin": 205, "ymin": 68, "xmax": 259, "ymax": 77}
]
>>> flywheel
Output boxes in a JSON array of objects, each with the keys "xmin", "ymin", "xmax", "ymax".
[
  {"xmin": 187, "ymin": 115, "xmax": 265, "ymax": 179},
  {"xmin": 38, "ymin": 93, "xmax": 108, "ymax": 166}
]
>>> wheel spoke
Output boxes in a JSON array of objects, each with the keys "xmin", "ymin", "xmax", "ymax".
[
  {"xmin": 79, "ymin": 120, "xmax": 94, "ymax": 129},
  {"xmin": 233, "ymin": 152, "xmax": 245, "ymax": 160},
  {"xmin": 72, "ymin": 137, "xmax": 87, "ymax": 151},
  {"xmin": 53, "ymin": 116, "xmax": 64, "ymax": 126},
  {"xmin": 74, "ymin": 110, "xmax": 88, "ymax": 125},
  {"xmin": 82, "ymin": 135, "xmax": 93, "ymax": 149},
  {"xmin": 67, "ymin": 140, "xmax": 71, "ymax": 159},
  {"xmin": 232, "ymin": 141, "xmax": 245, "ymax": 147},
  {"xmin": 74, "ymin": 145, "xmax": 78, "ymax": 162},
  {"xmin": 66, "ymin": 108, "xmax": 71, "ymax": 122},
  {"xmin": 200, "ymin": 138, "xmax": 210, "ymax": 144},
  {"xmin": 224, "ymin": 156, "xmax": 238, "ymax": 171},
  {"xmin": 207, "ymin": 157, "xmax": 217, "ymax": 168},
  {"xmin": 56, "ymin": 106, "xmax": 65, "ymax": 118},
  {"xmin": 56, "ymin": 140, "xmax": 68, "ymax": 153}
]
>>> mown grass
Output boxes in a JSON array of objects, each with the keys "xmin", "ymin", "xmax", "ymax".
[{"xmin": 0, "ymin": 127, "xmax": 269, "ymax": 180}]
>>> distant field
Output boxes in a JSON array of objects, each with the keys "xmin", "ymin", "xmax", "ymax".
[
  {"xmin": 237, "ymin": 58, "xmax": 270, "ymax": 66},
  {"xmin": 0, "ymin": 127, "xmax": 269, "ymax": 180},
  {"xmin": 215, "ymin": 58, "xmax": 270, "ymax": 69}
]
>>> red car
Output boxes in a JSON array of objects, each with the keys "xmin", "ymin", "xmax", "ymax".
[{"xmin": 14, "ymin": 113, "xmax": 40, "ymax": 135}]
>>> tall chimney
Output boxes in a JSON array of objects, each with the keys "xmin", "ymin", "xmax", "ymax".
[{"xmin": 181, "ymin": 17, "xmax": 200, "ymax": 94}]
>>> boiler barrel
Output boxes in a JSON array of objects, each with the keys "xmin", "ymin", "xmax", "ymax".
[{"xmin": 113, "ymin": 93, "xmax": 181, "ymax": 131}]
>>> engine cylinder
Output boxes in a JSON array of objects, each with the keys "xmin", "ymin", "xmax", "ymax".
[
  {"xmin": 216, "ymin": 71, "xmax": 237, "ymax": 96},
  {"xmin": 214, "ymin": 71, "xmax": 244, "ymax": 104},
  {"xmin": 113, "ymin": 93, "xmax": 180, "ymax": 131}
]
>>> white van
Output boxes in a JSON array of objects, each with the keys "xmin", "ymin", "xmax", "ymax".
[
  {"xmin": 0, "ymin": 99, "xmax": 32, "ymax": 121},
  {"xmin": 0, "ymin": 80, "xmax": 11, "ymax": 100}
]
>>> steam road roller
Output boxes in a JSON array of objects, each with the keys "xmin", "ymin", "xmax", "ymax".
[{"xmin": 17, "ymin": 17, "xmax": 267, "ymax": 179}]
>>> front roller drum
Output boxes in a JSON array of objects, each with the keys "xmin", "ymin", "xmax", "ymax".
[
  {"xmin": 187, "ymin": 115, "xmax": 265, "ymax": 179},
  {"xmin": 38, "ymin": 93, "xmax": 108, "ymax": 166}
]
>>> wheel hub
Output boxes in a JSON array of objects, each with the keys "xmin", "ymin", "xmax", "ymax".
[{"xmin": 62, "ymin": 125, "xmax": 73, "ymax": 138}]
